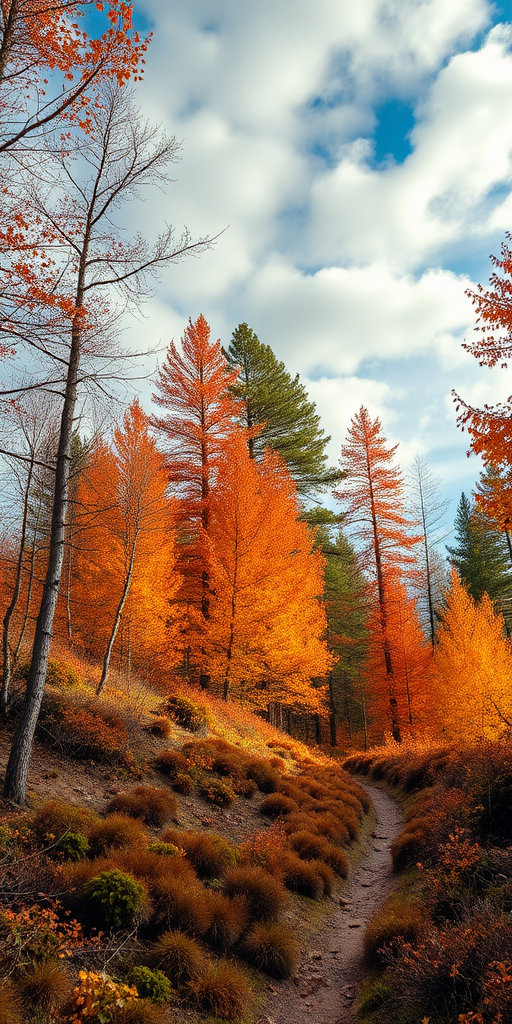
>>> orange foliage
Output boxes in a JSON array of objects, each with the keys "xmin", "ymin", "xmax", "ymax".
[
  {"xmin": 201, "ymin": 434, "xmax": 331, "ymax": 708},
  {"xmin": 69, "ymin": 401, "xmax": 181, "ymax": 675},
  {"xmin": 429, "ymin": 570, "xmax": 512, "ymax": 740},
  {"xmin": 336, "ymin": 406, "xmax": 422, "ymax": 741}
]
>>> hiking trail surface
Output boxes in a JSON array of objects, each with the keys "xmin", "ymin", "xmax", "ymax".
[{"xmin": 260, "ymin": 783, "xmax": 403, "ymax": 1024}]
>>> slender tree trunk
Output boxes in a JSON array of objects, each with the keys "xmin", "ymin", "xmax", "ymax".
[
  {"xmin": 505, "ymin": 528, "xmax": 512, "ymax": 567},
  {"xmin": 97, "ymin": 529, "xmax": 138, "ymax": 696},
  {"xmin": 0, "ymin": 0, "xmax": 18, "ymax": 82},
  {"xmin": 1, "ymin": 458, "xmax": 34, "ymax": 715},
  {"xmin": 3, "ymin": 306, "xmax": 82, "ymax": 802},
  {"xmin": 14, "ymin": 521, "xmax": 39, "ymax": 665},
  {"xmin": 328, "ymin": 672, "xmax": 337, "ymax": 746}
]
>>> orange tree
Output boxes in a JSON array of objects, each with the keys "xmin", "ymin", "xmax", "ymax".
[{"xmin": 335, "ymin": 406, "xmax": 422, "ymax": 741}]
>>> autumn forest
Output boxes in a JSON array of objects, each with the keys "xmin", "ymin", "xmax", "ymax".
[{"xmin": 1, "ymin": 4, "xmax": 512, "ymax": 1024}]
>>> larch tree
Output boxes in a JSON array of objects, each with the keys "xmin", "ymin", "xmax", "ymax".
[
  {"xmin": 225, "ymin": 322, "xmax": 341, "ymax": 500},
  {"xmin": 430, "ymin": 570, "xmax": 512, "ymax": 740},
  {"xmin": 407, "ymin": 455, "xmax": 450, "ymax": 646},
  {"xmin": 335, "ymin": 406, "xmax": 421, "ymax": 742},
  {"xmin": 474, "ymin": 462, "xmax": 512, "ymax": 565},
  {"xmin": 447, "ymin": 492, "xmax": 512, "ymax": 611},
  {"xmin": 2, "ymin": 82, "xmax": 210, "ymax": 803},
  {"xmin": 203, "ymin": 435, "xmax": 330, "ymax": 707},
  {"xmin": 152, "ymin": 314, "xmax": 240, "ymax": 686}
]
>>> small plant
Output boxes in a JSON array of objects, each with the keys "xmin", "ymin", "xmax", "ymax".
[
  {"xmin": 363, "ymin": 898, "xmax": 424, "ymax": 966},
  {"xmin": 154, "ymin": 748, "xmax": 189, "ymax": 779},
  {"xmin": 165, "ymin": 694, "xmax": 208, "ymax": 732},
  {"xmin": 152, "ymin": 929, "xmax": 208, "ymax": 989},
  {"xmin": 84, "ymin": 869, "xmax": 147, "ymax": 930},
  {"xmin": 107, "ymin": 787, "xmax": 177, "ymax": 827},
  {"xmin": 289, "ymin": 831, "xmax": 348, "ymax": 877},
  {"xmin": 148, "ymin": 841, "xmax": 181, "ymax": 857},
  {"xmin": 149, "ymin": 877, "xmax": 209, "ymax": 937},
  {"xmin": 160, "ymin": 829, "xmax": 238, "ymax": 879},
  {"xmin": 129, "ymin": 966, "xmax": 171, "ymax": 1005},
  {"xmin": 46, "ymin": 830, "xmax": 89, "ymax": 861},
  {"xmin": 0, "ymin": 981, "xmax": 22, "ymax": 1024},
  {"xmin": 114, "ymin": 999, "xmax": 168, "ymax": 1024},
  {"xmin": 20, "ymin": 961, "xmax": 72, "ymax": 1010},
  {"xmin": 233, "ymin": 776, "xmax": 257, "ymax": 798},
  {"xmin": 190, "ymin": 962, "xmax": 252, "ymax": 1021},
  {"xmin": 32, "ymin": 799, "xmax": 98, "ymax": 844},
  {"xmin": 246, "ymin": 758, "xmax": 281, "ymax": 793},
  {"xmin": 203, "ymin": 891, "xmax": 248, "ymax": 952},
  {"xmin": 223, "ymin": 865, "xmax": 287, "ymax": 921},
  {"xmin": 88, "ymin": 815, "xmax": 149, "ymax": 857},
  {"xmin": 240, "ymin": 921, "xmax": 299, "ymax": 979},
  {"xmin": 147, "ymin": 717, "xmax": 172, "ymax": 738},
  {"xmin": 198, "ymin": 777, "xmax": 235, "ymax": 807},
  {"xmin": 278, "ymin": 852, "xmax": 323, "ymax": 898},
  {"xmin": 66, "ymin": 970, "xmax": 139, "ymax": 1024},
  {"xmin": 259, "ymin": 793, "xmax": 298, "ymax": 817},
  {"xmin": 172, "ymin": 771, "xmax": 194, "ymax": 794}
]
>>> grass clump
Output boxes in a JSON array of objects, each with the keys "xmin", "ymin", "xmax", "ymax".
[
  {"xmin": 129, "ymin": 966, "xmax": 171, "ymax": 1004},
  {"xmin": 84, "ymin": 869, "xmax": 147, "ymax": 930},
  {"xmin": 246, "ymin": 758, "xmax": 281, "ymax": 793},
  {"xmin": 20, "ymin": 961, "xmax": 72, "ymax": 1011},
  {"xmin": 198, "ymin": 776, "xmax": 235, "ymax": 807},
  {"xmin": 363, "ymin": 896, "xmax": 424, "ymax": 967},
  {"xmin": 147, "ymin": 717, "xmax": 172, "ymax": 738},
  {"xmin": 154, "ymin": 748, "xmax": 189, "ymax": 780},
  {"xmin": 153, "ymin": 929, "xmax": 208, "ymax": 988},
  {"xmin": 114, "ymin": 1000, "xmax": 168, "ymax": 1024},
  {"xmin": 161, "ymin": 829, "xmax": 238, "ymax": 879},
  {"xmin": 107, "ymin": 786, "xmax": 177, "ymax": 827},
  {"xmin": 203, "ymin": 891, "xmax": 248, "ymax": 952},
  {"xmin": 88, "ymin": 814, "xmax": 149, "ymax": 857},
  {"xmin": 277, "ymin": 851, "xmax": 324, "ymax": 898},
  {"xmin": 223, "ymin": 865, "xmax": 287, "ymax": 921},
  {"xmin": 240, "ymin": 921, "xmax": 299, "ymax": 979},
  {"xmin": 288, "ymin": 831, "xmax": 349, "ymax": 877},
  {"xmin": 0, "ymin": 981, "xmax": 22, "ymax": 1024},
  {"xmin": 31, "ymin": 799, "xmax": 98, "ymax": 844},
  {"xmin": 190, "ymin": 962, "xmax": 252, "ymax": 1021},
  {"xmin": 149, "ymin": 877, "xmax": 209, "ymax": 937},
  {"xmin": 165, "ymin": 694, "xmax": 208, "ymax": 732},
  {"xmin": 259, "ymin": 793, "xmax": 298, "ymax": 817}
]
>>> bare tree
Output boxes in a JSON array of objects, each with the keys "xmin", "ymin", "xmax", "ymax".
[
  {"xmin": 407, "ymin": 455, "xmax": 450, "ymax": 646},
  {"xmin": 2, "ymin": 82, "xmax": 211, "ymax": 802}
]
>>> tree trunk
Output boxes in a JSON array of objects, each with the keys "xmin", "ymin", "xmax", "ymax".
[
  {"xmin": 97, "ymin": 529, "xmax": 138, "ymax": 696},
  {"xmin": 3, "ymin": 310, "xmax": 82, "ymax": 802},
  {"xmin": 1, "ymin": 458, "xmax": 34, "ymax": 715}
]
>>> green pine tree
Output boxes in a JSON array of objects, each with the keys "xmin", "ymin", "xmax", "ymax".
[
  {"xmin": 316, "ymin": 525, "xmax": 369, "ymax": 743},
  {"xmin": 225, "ymin": 323, "xmax": 341, "ymax": 499},
  {"xmin": 447, "ymin": 492, "xmax": 512, "ymax": 613}
]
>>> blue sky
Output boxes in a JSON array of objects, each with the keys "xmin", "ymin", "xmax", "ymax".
[{"xmin": 121, "ymin": 0, "xmax": 512, "ymax": 527}]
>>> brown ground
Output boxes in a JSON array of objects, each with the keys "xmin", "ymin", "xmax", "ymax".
[{"xmin": 257, "ymin": 784, "xmax": 404, "ymax": 1024}]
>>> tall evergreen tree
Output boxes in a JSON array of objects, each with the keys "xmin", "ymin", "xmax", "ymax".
[
  {"xmin": 447, "ymin": 492, "xmax": 512, "ymax": 610},
  {"xmin": 225, "ymin": 323, "xmax": 340, "ymax": 499},
  {"xmin": 317, "ymin": 526, "xmax": 369, "ymax": 744}
]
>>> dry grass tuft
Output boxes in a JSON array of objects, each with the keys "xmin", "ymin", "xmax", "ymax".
[
  {"xmin": 240, "ymin": 920, "xmax": 299, "ymax": 979},
  {"xmin": 88, "ymin": 814, "xmax": 149, "ymax": 857},
  {"xmin": 189, "ymin": 961, "xmax": 252, "ymax": 1021},
  {"xmin": 152, "ymin": 929, "xmax": 208, "ymax": 989},
  {"xmin": 223, "ymin": 865, "xmax": 288, "ymax": 921},
  {"xmin": 107, "ymin": 786, "xmax": 177, "ymax": 827}
]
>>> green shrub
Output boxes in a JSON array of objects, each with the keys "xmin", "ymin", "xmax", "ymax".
[
  {"xmin": 129, "ymin": 966, "xmax": 171, "ymax": 1005},
  {"xmin": 240, "ymin": 921, "xmax": 299, "ymax": 979},
  {"xmin": 47, "ymin": 829, "xmax": 89, "ymax": 861},
  {"xmin": 88, "ymin": 815, "xmax": 149, "ymax": 857},
  {"xmin": 107, "ymin": 786, "xmax": 177, "ymax": 827},
  {"xmin": 84, "ymin": 869, "xmax": 147, "ymax": 930},
  {"xmin": 148, "ymin": 841, "xmax": 181, "ymax": 857},
  {"xmin": 153, "ymin": 929, "xmax": 208, "ymax": 989},
  {"xmin": 165, "ymin": 694, "xmax": 208, "ymax": 732},
  {"xmin": 190, "ymin": 962, "xmax": 251, "ymax": 1021},
  {"xmin": 198, "ymin": 777, "xmax": 235, "ymax": 807},
  {"xmin": 358, "ymin": 977, "xmax": 394, "ymax": 1013},
  {"xmin": 223, "ymin": 865, "xmax": 287, "ymax": 921}
]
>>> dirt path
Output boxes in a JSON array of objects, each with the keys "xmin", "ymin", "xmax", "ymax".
[{"xmin": 260, "ymin": 783, "xmax": 403, "ymax": 1024}]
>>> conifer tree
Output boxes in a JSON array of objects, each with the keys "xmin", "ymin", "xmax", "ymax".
[
  {"xmin": 225, "ymin": 323, "xmax": 340, "ymax": 499},
  {"xmin": 408, "ymin": 455, "xmax": 450, "ymax": 646},
  {"xmin": 447, "ymin": 492, "xmax": 512, "ymax": 608}
]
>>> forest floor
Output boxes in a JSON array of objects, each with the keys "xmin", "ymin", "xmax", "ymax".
[{"xmin": 258, "ymin": 784, "xmax": 404, "ymax": 1024}]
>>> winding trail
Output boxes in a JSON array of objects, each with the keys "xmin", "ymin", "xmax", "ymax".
[{"xmin": 260, "ymin": 783, "xmax": 403, "ymax": 1024}]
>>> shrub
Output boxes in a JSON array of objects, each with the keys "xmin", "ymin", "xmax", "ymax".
[
  {"xmin": 277, "ymin": 852, "xmax": 323, "ymax": 899},
  {"xmin": 259, "ymin": 793, "xmax": 298, "ymax": 817},
  {"xmin": 115, "ymin": 848, "xmax": 194, "ymax": 887},
  {"xmin": 152, "ymin": 929, "xmax": 208, "ymax": 988},
  {"xmin": 309, "ymin": 859, "xmax": 335, "ymax": 896},
  {"xmin": 472, "ymin": 772, "xmax": 512, "ymax": 844},
  {"xmin": 148, "ymin": 877, "xmax": 209, "ymax": 937},
  {"xmin": 203, "ymin": 891, "xmax": 248, "ymax": 952},
  {"xmin": 114, "ymin": 1000, "xmax": 168, "ymax": 1024},
  {"xmin": 16, "ymin": 657, "xmax": 80, "ymax": 690},
  {"xmin": 31, "ymin": 799, "xmax": 98, "ymax": 844},
  {"xmin": 84, "ymin": 869, "xmax": 147, "ymax": 930},
  {"xmin": 288, "ymin": 831, "xmax": 348, "ymax": 877},
  {"xmin": 88, "ymin": 815, "xmax": 149, "ymax": 857},
  {"xmin": 154, "ymin": 748, "xmax": 189, "ymax": 780},
  {"xmin": 240, "ymin": 921, "xmax": 299, "ymax": 979},
  {"xmin": 172, "ymin": 771, "xmax": 194, "ymax": 795},
  {"xmin": 65, "ymin": 970, "xmax": 138, "ymax": 1024},
  {"xmin": 147, "ymin": 717, "xmax": 172, "ymax": 738},
  {"xmin": 20, "ymin": 961, "xmax": 72, "ymax": 1010},
  {"xmin": 0, "ymin": 982, "xmax": 22, "ymax": 1024},
  {"xmin": 165, "ymin": 694, "xmax": 208, "ymax": 732},
  {"xmin": 129, "ymin": 966, "xmax": 171, "ymax": 1005},
  {"xmin": 364, "ymin": 900, "xmax": 424, "ymax": 966},
  {"xmin": 148, "ymin": 841, "xmax": 181, "ymax": 858},
  {"xmin": 313, "ymin": 811, "xmax": 349, "ymax": 844},
  {"xmin": 107, "ymin": 787, "xmax": 177, "ymax": 827},
  {"xmin": 160, "ymin": 829, "xmax": 237, "ymax": 879},
  {"xmin": 190, "ymin": 962, "xmax": 251, "ymax": 1021},
  {"xmin": 40, "ymin": 696, "xmax": 129, "ymax": 763},
  {"xmin": 199, "ymin": 777, "xmax": 235, "ymax": 807},
  {"xmin": 223, "ymin": 865, "xmax": 287, "ymax": 921},
  {"xmin": 233, "ymin": 776, "xmax": 258, "ymax": 798},
  {"xmin": 246, "ymin": 758, "xmax": 281, "ymax": 793}
]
